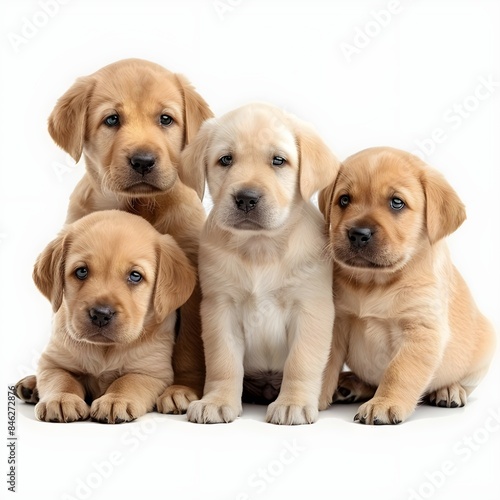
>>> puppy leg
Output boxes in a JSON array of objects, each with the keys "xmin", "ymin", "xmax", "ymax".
[
  {"xmin": 15, "ymin": 375, "xmax": 39, "ymax": 404},
  {"xmin": 35, "ymin": 368, "xmax": 89, "ymax": 423},
  {"xmin": 157, "ymin": 284, "xmax": 205, "ymax": 414},
  {"xmin": 187, "ymin": 299, "xmax": 244, "ymax": 424},
  {"xmin": 319, "ymin": 317, "xmax": 348, "ymax": 410},
  {"xmin": 91, "ymin": 374, "xmax": 166, "ymax": 424},
  {"xmin": 267, "ymin": 299, "xmax": 334, "ymax": 424},
  {"xmin": 334, "ymin": 371, "xmax": 377, "ymax": 404},
  {"xmin": 354, "ymin": 321, "xmax": 442, "ymax": 425}
]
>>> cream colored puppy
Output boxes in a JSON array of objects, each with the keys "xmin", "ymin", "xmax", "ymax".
[
  {"xmin": 319, "ymin": 147, "xmax": 496, "ymax": 424},
  {"xmin": 33, "ymin": 210, "xmax": 195, "ymax": 423},
  {"xmin": 180, "ymin": 103, "xmax": 339, "ymax": 425}
]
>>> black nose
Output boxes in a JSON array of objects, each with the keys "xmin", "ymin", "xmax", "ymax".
[
  {"xmin": 348, "ymin": 227, "xmax": 372, "ymax": 248},
  {"xmin": 130, "ymin": 153, "xmax": 156, "ymax": 176},
  {"xmin": 89, "ymin": 306, "xmax": 115, "ymax": 328},
  {"xmin": 234, "ymin": 190, "xmax": 261, "ymax": 212}
]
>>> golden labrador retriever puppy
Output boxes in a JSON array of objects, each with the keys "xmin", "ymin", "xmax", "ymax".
[
  {"xmin": 180, "ymin": 103, "xmax": 340, "ymax": 425},
  {"xmin": 33, "ymin": 210, "xmax": 195, "ymax": 423},
  {"xmin": 318, "ymin": 147, "xmax": 496, "ymax": 424},
  {"xmin": 16, "ymin": 59, "xmax": 212, "ymax": 413}
]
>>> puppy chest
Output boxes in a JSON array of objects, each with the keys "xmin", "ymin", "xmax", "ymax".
[
  {"xmin": 346, "ymin": 317, "xmax": 403, "ymax": 386},
  {"xmin": 239, "ymin": 287, "xmax": 292, "ymax": 373}
]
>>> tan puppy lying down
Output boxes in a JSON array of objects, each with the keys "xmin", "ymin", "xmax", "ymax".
[
  {"xmin": 180, "ymin": 103, "xmax": 339, "ymax": 425},
  {"xmin": 319, "ymin": 147, "xmax": 496, "ymax": 424},
  {"xmin": 33, "ymin": 210, "xmax": 195, "ymax": 423}
]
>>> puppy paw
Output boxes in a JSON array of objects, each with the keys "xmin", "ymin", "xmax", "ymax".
[
  {"xmin": 15, "ymin": 375, "xmax": 39, "ymax": 404},
  {"xmin": 427, "ymin": 383, "xmax": 467, "ymax": 408},
  {"xmin": 266, "ymin": 400, "xmax": 318, "ymax": 425},
  {"xmin": 35, "ymin": 394, "xmax": 90, "ymax": 423},
  {"xmin": 90, "ymin": 395, "xmax": 146, "ymax": 424},
  {"xmin": 334, "ymin": 372, "xmax": 376, "ymax": 404},
  {"xmin": 187, "ymin": 398, "xmax": 241, "ymax": 424},
  {"xmin": 156, "ymin": 385, "xmax": 200, "ymax": 415},
  {"xmin": 354, "ymin": 396, "xmax": 413, "ymax": 425}
]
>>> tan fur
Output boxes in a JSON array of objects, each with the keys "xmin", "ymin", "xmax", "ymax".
[
  {"xmin": 182, "ymin": 103, "xmax": 339, "ymax": 425},
  {"xmin": 319, "ymin": 147, "xmax": 496, "ymax": 424},
  {"xmin": 33, "ymin": 211, "xmax": 195, "ymax": 423},
  {"xmin": 17, "ymin": 59, "xmax": 213, "ymax": 413}
]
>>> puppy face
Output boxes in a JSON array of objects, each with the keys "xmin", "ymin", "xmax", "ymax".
[
  {"xmin": 180, "ymin": 103, "xmax": 339, "ymax": 233},
  {"xmin": 48, "ymin": 59, "xmax": 212, "ymax": 198},
  {"xmin": 319, "ymin": 147, "xmax": 466, "ymax": 274},
  {"xmin": 205, "ymin": 107, "xmax": 299, "ymax": 232},
  {"xmin": 33, "ymin": 211, "xmax": 195, "ymax": 345}
]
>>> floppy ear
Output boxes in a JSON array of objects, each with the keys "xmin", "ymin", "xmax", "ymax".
[
  {"xmin": 292, "ymin": 119, "xmax": 340, "ymax": 200},
  {"xmin": 154, "ymin": 235, "xmax": 196, "ymax": 323},
  {"xmin": 318, "ymin": 181, "xmax": 336, "ymax": 228},
  {"xmin": 33, "ymin": 232, "xmax": 69, "ymax": 312},
  {"xmin": 421, "ymin": 167, "xmax": 466, "ymax": 244},
  {"xmin": 177, "ymin": 118, "xmax": 215, "ymax": 200},
  {"xmin": 174, "ymin": 73, "xmax": 213, "ymax": 148},
  {"xmin": 48, "ymin": 76, "xmax": 95, "ymax": 162}
]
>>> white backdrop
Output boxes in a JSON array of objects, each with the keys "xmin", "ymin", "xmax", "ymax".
[{"xmin": 1, "ymin": 1, "xmax": 499, "ymax": 499}]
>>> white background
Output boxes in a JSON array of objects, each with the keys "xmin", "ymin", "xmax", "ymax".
[{"xmin": 1, "ymin": 1, "xmax": 499, "ymax": 499}]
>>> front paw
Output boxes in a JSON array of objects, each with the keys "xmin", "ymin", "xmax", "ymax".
[
  {"xmin": 35, "ymin": 394, "xmax": 90, "ymax": 423},
  {"xmin": 266, "ymin": 400, "xmax": 318, "ymax": 425},
  {"xmin": 156, "ymin": 385, "xmax": 200, "ymax": 415},
  {"xmin": 90, "ymin": 394, "xmax": 146, "ymax": 424},
  {"xmin": 187, "ymin": 398, "xmax": 241, "ymax": 424},
  {"xmin": 354, "ymin": 396, "xmax": 413, "ymax": 425}
]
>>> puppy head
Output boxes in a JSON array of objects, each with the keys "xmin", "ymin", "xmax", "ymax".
[
  {"xmin": 179, "ymin": 103, "xmax": 339, "ymax": 233},
  {"xmin": 33, "ymin": 210, "xmax": 195, "ymax": 345},
  {"xmin": 319, "ymin": 147, "xmax": 466, "ymax": 274},
  {"xmin": 48, "ymin": 58, "xmax": 212, "ymax": 198}
]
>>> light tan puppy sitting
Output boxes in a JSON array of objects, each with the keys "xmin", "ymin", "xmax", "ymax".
[
  {"xmin": 180, "ymin": 103, "xmax": 339, "ymax": 425},
  {"xmin": 33, "ymin": 210, "xmax": 195, "ymax": 423},
  {"xmin": 319, "ymin": 147, "xmax": 496, "ymax": 424}
]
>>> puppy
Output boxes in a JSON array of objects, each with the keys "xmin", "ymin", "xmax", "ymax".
[
  {"xmin": 180, "ymin": 103, "xmax": 339, "ymax": 425},
  {"xmin": 318, "ymin": 147, "xmax": 496, "ymax": 424},
  {"xmin": 33, "ymin": 210, "xmax": 195, "ymax": 423},
  {"xmin": 16, "ymin": 59, "xmax": 212, "ymax": 413}
]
